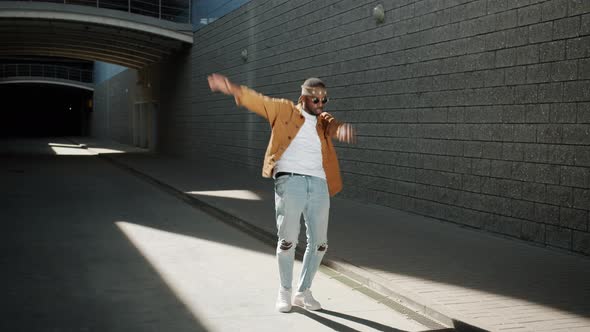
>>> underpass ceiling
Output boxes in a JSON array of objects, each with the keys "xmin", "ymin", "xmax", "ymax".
[{"xmin": 0, "ymin": 2, "xmax": 193, "ymax": 69}]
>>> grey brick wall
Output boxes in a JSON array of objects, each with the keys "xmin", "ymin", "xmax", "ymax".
[{"xmin": 163, "ymin": 0, "xmax": 590, "ymax": 255}]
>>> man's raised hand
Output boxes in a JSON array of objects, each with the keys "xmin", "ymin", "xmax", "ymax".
[
  {"xmin": 336, "ymin": 123, "xmax": 357, "ymax": 144},
  {"xmin": 208, "ymin": 73, "xmax": 232, "ymax": 95}
]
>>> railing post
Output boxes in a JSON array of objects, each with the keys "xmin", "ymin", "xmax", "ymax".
[
  {"xmin": 128, "ymin": 0, "xmax": 131, "ymax": 13},
  {"xmin": 188, "ymin": 0, "xmax": 192, "ymax": 24},
  {"xmin": 159, "ymin": 0, "xmax": 161, "ymax": 19},
  {"xmin": 97, "ymin": 0, "xmax": 99, "ymax": 8}
]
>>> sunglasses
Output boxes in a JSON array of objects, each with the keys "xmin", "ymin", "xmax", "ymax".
[{"xmin": 311, "ymin": 97, "xmax": 329, "ymax": 104}]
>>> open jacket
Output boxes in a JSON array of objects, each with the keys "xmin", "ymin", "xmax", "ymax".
[{"xmin": 234, "ymin": 86, "xmax": 343, "ymax": 196}]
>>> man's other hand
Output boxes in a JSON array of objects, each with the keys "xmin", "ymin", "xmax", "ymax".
[{"xmin": 336, "ymin": 123, "xmax": 357, "ymax": 144}]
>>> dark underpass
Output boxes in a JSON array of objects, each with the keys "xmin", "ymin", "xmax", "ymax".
[{"xmin": 0, "ymin": 84, "xmax": 92, "ymax": 138}]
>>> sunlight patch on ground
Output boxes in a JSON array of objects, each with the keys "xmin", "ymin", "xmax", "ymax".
[
  {"xmin": 185, "ymin": 190, "xmax": 263, "ymax": 201},
  {"xmin": 48, "ymin": 143, "xmax": 95, "ymax": 155},
  {"xmin": 114, "ymin": 220, "xmax": 272, "ymax": 326},
  {"xmin": 48, "ymin": 143, "xmax": 82, "ymax": 148},
  {"xmin": 85, "ymin": 147, "xmax": 126, "ymax": 154},
  {"xmin": 376, "ymin": 270, "xmax": 590, "ymax": 328}
]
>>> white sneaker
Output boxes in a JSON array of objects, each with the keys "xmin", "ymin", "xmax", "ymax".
[
  {"xmin": 293, "ymin": 289, "xmax": 321, "ymax": 310},
  {"xmin": 276, "ymin": 287, "xmax": 292, "ymax": 313}
]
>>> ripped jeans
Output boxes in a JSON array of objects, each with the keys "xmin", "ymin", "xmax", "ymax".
[{"xmin": 274, "ymin": 174, "xmax": 329, "ymax": 292}]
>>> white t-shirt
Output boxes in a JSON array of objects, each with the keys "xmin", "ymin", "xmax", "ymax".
[{"xmin": 274, "ymin": 109, "xmax": 326, "ymax": 179}]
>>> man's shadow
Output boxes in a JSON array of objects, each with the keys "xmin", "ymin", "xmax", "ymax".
[
  {"xmin": 291, "ymin": 306, "xmax": 407, "ymax": 332},
  {"xmin": 293, "ymin": 307, "xmax": 485, "ymax": 332}
]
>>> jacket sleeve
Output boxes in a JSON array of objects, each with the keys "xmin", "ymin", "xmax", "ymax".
[
  {"xmin": 321, "ymin": 112, "xmax": 343, "ymax": 138},
  {"xmin": 234, "ymin": 86, "xmax": 286, "ymax": 124}
]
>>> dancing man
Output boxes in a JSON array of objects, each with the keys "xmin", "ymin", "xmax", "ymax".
[{"xmin": 208, "ymin": 74, "xmax": 356, "ymax": 312}]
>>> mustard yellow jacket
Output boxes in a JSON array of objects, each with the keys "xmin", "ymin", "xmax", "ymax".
[{"xmin": 235, "ymin": 86, "xmax": 343, "ymax": 196}]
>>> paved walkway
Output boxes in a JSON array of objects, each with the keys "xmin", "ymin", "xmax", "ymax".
[
  {"xmin": 1, "ymin": 137, "xmax": 436, "ymax": 332},
  {"xmin": 70, "ymin": 137, "xmax": 590, "ymax": 332}
]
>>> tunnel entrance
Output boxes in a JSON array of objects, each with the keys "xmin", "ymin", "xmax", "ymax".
[{"xmin": 0, "ymin": 84, "xmax": 92, "ymax": 138}]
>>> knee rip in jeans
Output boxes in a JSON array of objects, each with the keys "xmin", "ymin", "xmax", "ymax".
[
  {"xmin": 279, "ymin": 240, "xmax": 294, "ymax": 251},
  {"xmin": 318, "ymin": 243, "xmax": 328, "ymax": 252}
]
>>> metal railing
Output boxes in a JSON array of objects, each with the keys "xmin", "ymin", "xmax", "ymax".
[
  {"xmin": 0, "ymin": 64, "xmax": 94, "ymax": 83},
  {"xmin": 2, "ymin": 0, "xmax": 191, "ymax": 23}
]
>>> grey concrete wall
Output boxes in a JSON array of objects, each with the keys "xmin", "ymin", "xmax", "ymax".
[
  {"xmin": 179, "ymin": 0, "xmax": 590, "ymax": 255},
  {"xmin": 91, "ymin": 65, "xmax": 160, "ymax": 145},
  {"xmin": 92, "ymin": 69, "xmax": 135, "ymax": 143},
  {"xmin": 158, "ymin": 48, "xmax": 194, "ymax": 155}
]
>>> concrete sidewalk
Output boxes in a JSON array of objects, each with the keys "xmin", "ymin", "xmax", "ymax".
[{"xmin": 71, "ymin": 137, "xmax": 590, "ymax": 332}]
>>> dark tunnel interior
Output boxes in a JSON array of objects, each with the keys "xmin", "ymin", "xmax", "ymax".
[{"xmin": 0, "ymin": 84, "xmax": 92, "ymax": 138}]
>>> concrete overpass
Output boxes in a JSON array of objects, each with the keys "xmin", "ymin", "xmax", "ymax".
[
  {"xmin": 0, "ymin": 62, "xmax": 94, "ymax": 90},
  {"xmin": 0, "ymin": 76, "xmax": 94, "ymax": 91},
  {"xmin": 0, "ymin": 1, "xmax": 194, "ymax": 69}
]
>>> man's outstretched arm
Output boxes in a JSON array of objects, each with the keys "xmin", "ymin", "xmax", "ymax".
[{"xmin": 207, "ymin": 73, "xmax": 282, "ymax": 122}]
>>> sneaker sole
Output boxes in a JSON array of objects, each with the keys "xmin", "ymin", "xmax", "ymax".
[
  {"xmin": 277, "ymin": 306, "xmax": 292, "ymax": 313},
  {"xmin": 293, "ymin": 299, "xmax": 321, "ymax": 311}
]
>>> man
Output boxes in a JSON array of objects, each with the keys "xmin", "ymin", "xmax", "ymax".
[{"xmin": 207, "ymin": 73, "xmax": 355, "ymax": 313}]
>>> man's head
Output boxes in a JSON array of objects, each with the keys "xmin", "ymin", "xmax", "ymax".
[{"xmin": 299, "ymin": 77, "xmax": 328, "ymax": 116}]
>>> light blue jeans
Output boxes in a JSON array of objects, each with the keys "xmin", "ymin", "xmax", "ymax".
[{"xmin": 274, "ymin": 174, "xmax": 330, "ymax": 292}]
